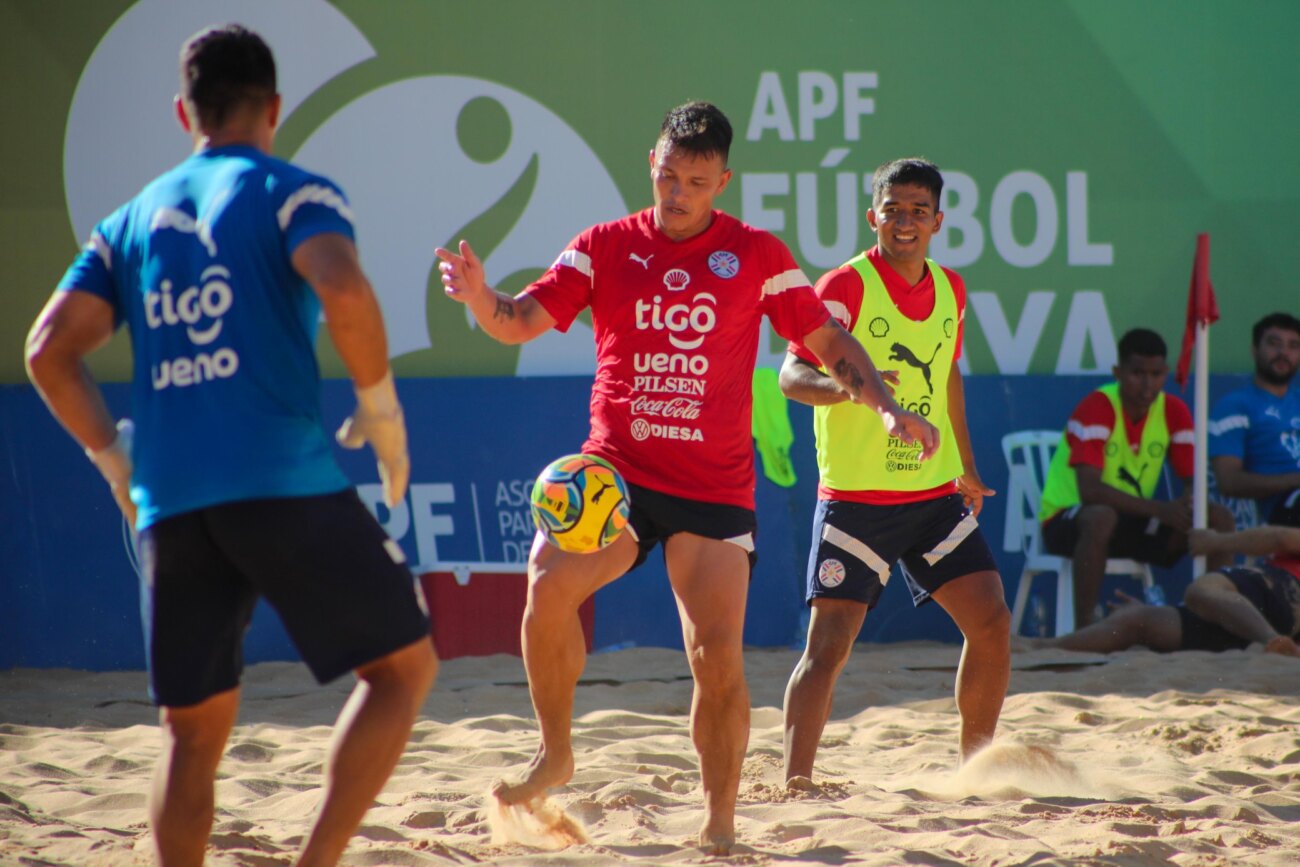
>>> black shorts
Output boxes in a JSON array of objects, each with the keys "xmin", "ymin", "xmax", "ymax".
[
  {"xmin": 1268, "ymin": 488, "xmax": 1300, "ymax": 527},
  {"xmin": 1176, "ymin": 563, "xmax": 1300, "ymax": 651},
  {"xmin": 137, "ymin": 489, "xmax": 430, "ymax": 707},
  {"xmin": 1041, "ymin": 506, "xmax": 1183, "ymax": 568},
  {"xmin": 624, "ymin": 482, "xmax": 758, "ymax": 573},
  {"xmin": 805, "ymin": 494, "xmax": 998, "ymax": 608}
]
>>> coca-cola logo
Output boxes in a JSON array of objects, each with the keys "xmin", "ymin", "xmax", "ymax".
[{"xmin": 631, "ymin": 395, "xmax": 702, "ymax": 420}]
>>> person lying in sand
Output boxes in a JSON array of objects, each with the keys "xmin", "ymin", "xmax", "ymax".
[{"xmin": 1019, "ymin": 526, "xmax": 1300, "ymax": 657}]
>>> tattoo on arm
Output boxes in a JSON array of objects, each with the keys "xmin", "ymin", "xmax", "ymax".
[
  {"xmin": 833, "ymin": 358, "xmax": 864, "ymax": 398},
  {"xmin": 493, "ymin": 297, "xmax": 516, "ymax": 321}
]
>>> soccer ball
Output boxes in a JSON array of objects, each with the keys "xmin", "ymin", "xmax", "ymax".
[{"xmin": 530, "ymin": 454, "xmax": 630, "ymax": 554}]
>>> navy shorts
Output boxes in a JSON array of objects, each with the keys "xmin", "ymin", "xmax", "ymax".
[
  {"xmin": 1177, "ymin": 563, "xmax": 1300, "ymax": 651},
  {"xmin": 624, "ymin": 482, "xmax": 758, "ymax": 573},
  {"xmin": 1041, "ymin": 506, "xmax": 1183, "ymax": 568},
  {"xmin": 805, "ymin": 494, "xmax": 998, "ymax": 608},
  {"xmin": 137, "ymin": 489, "xmax": 431, "ymax": 708}
]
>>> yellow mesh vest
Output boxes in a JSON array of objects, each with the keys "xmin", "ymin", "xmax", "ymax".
[
  {"xmin": 812, "ymin": 255, "xmax": 962, "ymax": 491},
  {"xmin": 1039, "ymin": 383, "xmax": 1170, "ymax": 522}
]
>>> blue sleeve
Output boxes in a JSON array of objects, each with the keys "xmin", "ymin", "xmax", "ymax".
[
  {"xmin": 57, "ymin": 221, "xmax": 122, "ymax": 324},
  {"xmin": 1208, "ymin": 392, "xmax": 1247, "ymax": 459},
  {"xmin": 273, "ymin": 172, "xmax": 357, "ymax": 256}
]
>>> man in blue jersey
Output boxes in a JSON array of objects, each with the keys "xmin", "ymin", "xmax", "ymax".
[
  {"xmin": 25, "ymin": 24, "xmax": 435, "ymax": 867},
  {"xmin": 1210, "ymin": 313, "xmax": 1300, "ymax": 528}
]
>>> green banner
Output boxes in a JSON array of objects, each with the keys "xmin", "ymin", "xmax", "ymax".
[{"xmin": 4, "ymin": 0, "xmax": 1297, "ymax": 382}]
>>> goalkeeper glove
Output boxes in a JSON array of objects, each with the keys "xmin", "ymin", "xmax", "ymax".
[
  {"xmin": 86, "ymin": 419, "xmax": 136, "ymax": 528},
  {"xmin": 336, "ymin": 371, "xmax": 410, "ymax": 508}
]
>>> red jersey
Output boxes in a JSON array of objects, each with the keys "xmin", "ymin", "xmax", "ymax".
[
  {"xmin": 1064, "ymin": 390, "xmax": 1195, "ymax": 478},
  {"xmin": 787, "ymin": 247, "xmax": 968, "ymax": 505},
  {"xmin": 524, "ymin": 208, "xmax": 829, "ymax": 508}
]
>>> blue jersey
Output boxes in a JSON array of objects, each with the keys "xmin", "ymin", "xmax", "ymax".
[
  {"xmin": 1209, "ymin": 382, "xmax": 1300, "ymax": 514},
  {"xmin": 59, "ymin": 145, "xmax": 354, "ymax": 528}
]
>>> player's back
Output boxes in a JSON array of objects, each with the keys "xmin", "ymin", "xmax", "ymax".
[{"xmin": 72, "ymin": 145, "xmax": 354, "ymax": 527}]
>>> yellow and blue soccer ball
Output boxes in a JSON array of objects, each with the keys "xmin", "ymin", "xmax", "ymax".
[{"xmin": 530, "ymin": 454, "xmax": 630, "ymax": 553}]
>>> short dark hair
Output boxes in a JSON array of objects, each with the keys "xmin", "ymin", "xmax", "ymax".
[
  {"xmin": 657, "ymin": 101, "xmax": 732, "ymax": 165},
  {"xmin": 872, "ymin": 158, "xmax": 944, "ymax": 209},
  {"xmin": 179, "ymin": 24, "xmax": 276, "ymax": 131},
  {"xmin": 1117, "ymin": 327, "xmax": 1167, "ymax": 363},
  {"xmin": 1252, "ymin": 312, "xmax": 1300, "ymax": 347}
]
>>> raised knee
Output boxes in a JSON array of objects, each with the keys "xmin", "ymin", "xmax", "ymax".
[{"xmin": 1077, "ymin": 504, "xmax": 1118, "ymax": 537}]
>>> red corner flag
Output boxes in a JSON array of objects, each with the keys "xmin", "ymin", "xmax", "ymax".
[{"xmin": 1175, "ymin": 233, "xmax": 1219, "ymax": 389}]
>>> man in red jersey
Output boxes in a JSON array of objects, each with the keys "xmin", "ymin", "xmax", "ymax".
[
  {"xmin": 436, "ymin": 101, "xmax": 937, "ymax": 853},
  {"xmin": 1023, "ymin": 526, "xmax": 1300, "ymax": 657},
  {"xmin": 779, "ymin": 158, "xmax": 1009, "ymax": 784}
]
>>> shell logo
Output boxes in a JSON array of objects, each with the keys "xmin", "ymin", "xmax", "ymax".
[{"xmin": 662, "ymin": 268, "xmax": 691, "ymax": 292}]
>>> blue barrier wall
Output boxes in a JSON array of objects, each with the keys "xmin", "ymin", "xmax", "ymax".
[{"xmin": 0, "ymin": 374, "xmax": 1249, "ymax": 670}]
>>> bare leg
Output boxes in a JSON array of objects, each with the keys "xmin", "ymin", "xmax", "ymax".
[
  {"xmin": 1072, "ymin": 504, "xmax": 1118, "ymax": 628},
  {"xmin": 493, "ymin": 531, "xmax": 636, "ymax": 805},
  {"xmin": 1183, "ymin": 571, "xmax": 1286, "ymax": 647},
  {"xmin": 297, "ymin": 636, "xmax": 437, "ymax": 867},
  {"xmin": 664, "ymin": 534, "xmax": 751, "ymax": 855},
  {"xmin": 1043, "ymin": 594, "xmax": 1183, "ymax": 653},
  {"xmin": 1190, "ymin": 525, "xmax": 1300, "ymax": 558},
  {"xmin": 782, "ymin": 598, "xmax": 866, "ymax": 782},
  {"xmin": 931, "ymin": 570, "xmax": 1010, "ymax": 760},
  {"xmin": 151, "ymin": 687, "xmax": 240, "ymax": 867}
]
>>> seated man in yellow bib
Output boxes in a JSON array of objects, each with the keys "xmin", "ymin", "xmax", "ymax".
[{"xmin": 1039, "ymin": 327, "xmax": 1234, "ymax": 628}]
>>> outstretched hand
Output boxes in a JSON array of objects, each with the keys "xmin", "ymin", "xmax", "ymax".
[{"xmin": 435, "ymin": 239, "xmax": 487, "ymax": 303}]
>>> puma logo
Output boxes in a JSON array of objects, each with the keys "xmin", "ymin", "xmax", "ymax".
[
  {"xmin": 1117, "ymin": 465, "xmax": 1146, "ymax": 496},
  {"xmin": 888, "ymin": 342, "xmax": 942, "ymax": 395},
  {"xmin": 629, "ymin": 252, "xmax": 654, "ymax": 269},
  {"xmin": 591, "ymin": 475, "xmax": 617, "ymax": 503}
]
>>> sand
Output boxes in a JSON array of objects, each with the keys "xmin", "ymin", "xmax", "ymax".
[{"xmin": 2, "ymin": 642, "xmax": 1298, "ymax": 865}]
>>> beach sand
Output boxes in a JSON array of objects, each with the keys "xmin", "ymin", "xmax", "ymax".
[{"xmin": 2, "ymin": 642, "xmax": 1298, "ymax": 865}]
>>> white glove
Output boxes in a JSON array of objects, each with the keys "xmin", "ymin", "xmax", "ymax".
[
  {"xmin": 336, "ymin": 371, "xmax": 409, "ymax": 508},
  {"xmin": 86, "ymin": 419, "xmax": 137, "ymax": 528}
]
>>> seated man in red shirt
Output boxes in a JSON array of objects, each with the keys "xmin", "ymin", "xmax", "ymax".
[
  {"xmin": 1037, "ymin": 328, "xmax": 1234, "ymax": 628},
  {"xmin": 1024, "ymin": 526, "xmax": 1300, "ymax": 657}
]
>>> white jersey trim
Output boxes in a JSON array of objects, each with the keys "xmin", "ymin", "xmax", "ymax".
[
  {"xmin": 1171, "ymin": 429, "xmax": 1195, "ymax": 445},
  {"xmin": 88, "ymin": 232, "xmax": 111, "ymax": 271},
  {"xmin": 1208, "ymin": 415, "xmax": 1248, "ymax": 437},
  {"xmin": 551, "ymin": 249, "xmax": 592, "ymax": 278},
  {"xmin": 761, "ymin": 268, "xmax": 811, "ymax": 298},
  {"xmin": 1067, "ymin": 419, "xmax": 1110, "ymax": 442},
  {"xmin": 277, "ymin": 184, "xmax": 355, "ymax": 232},
  {"xmin": 824, "ymin": 299, "xmax": 852, "ymax": 329}
]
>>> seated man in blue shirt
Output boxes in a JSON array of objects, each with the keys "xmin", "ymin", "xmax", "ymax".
[{"xmin": 1210, "ymin": 312, "xmax": 1300, "ymax": 527}]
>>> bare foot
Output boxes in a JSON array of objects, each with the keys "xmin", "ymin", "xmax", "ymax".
[
  {"xmin": 491, "ymin": 748, "xmax": 575, "ymax": 806},
  {"xmin": 1264, "ymin": 635, "xmax": 1300, "ymax": 657},
  {"xmin": 785, "ymin": 774, "xmax": 817, "ymax": 792},
  {"xmin": 697, "ymin": 813, "xmax": 735, "ymax": 856}
]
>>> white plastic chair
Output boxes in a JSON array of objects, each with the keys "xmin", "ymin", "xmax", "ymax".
[{"xmin": 1001, "ymin": 429, "xmax": 1155, "ymax": 636}]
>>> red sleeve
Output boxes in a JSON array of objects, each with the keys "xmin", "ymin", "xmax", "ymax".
[
  {"xmin": 521, "ymin": 227, "xmax": 595, "ymax": 332},
  {"xmin": 758, "ymin": 234, "xmax": 829, "ymax": 344},
  {"xmin": 1164, "ymin": 394, "xmax": 1196, "ymax": 478},
  {"xmin": 941, "ymin": 265, "xmax": 966, "ymax": 361},
  {"xmin": 788, "ymin": 264, "xmax": 863, "ymax": 365},
  {"xmin": 1065, "ymin": 391, "xmax": 1116, "ymax": 471}
]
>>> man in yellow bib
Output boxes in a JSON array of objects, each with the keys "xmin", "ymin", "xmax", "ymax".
[
  {"xmin": 781, "ymin": 158, "xmax": 1010, "ymax": 782},
  {"xmin": 1039, "ymin": 328, "xmax": 1234, "ymax": 628}
]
